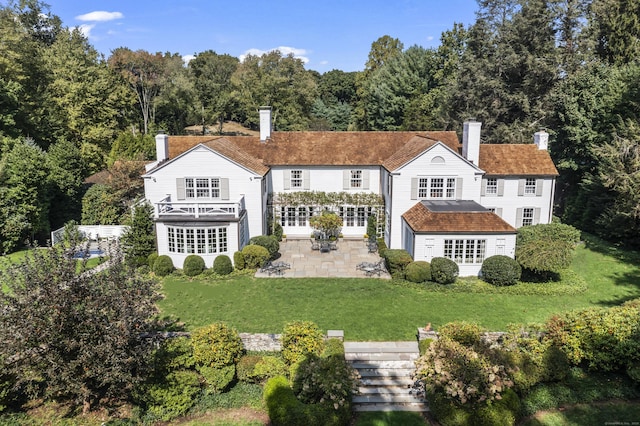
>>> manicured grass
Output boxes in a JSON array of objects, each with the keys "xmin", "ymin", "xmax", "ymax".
[
  {"xmin": 521, "ymin": 401, "xmax": 640, "ymax": 426},
  {"xmin": 158, "ymin": 234, "xmax": 640, "ymax": 340}
]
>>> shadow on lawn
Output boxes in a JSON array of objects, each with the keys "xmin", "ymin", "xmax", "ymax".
[{"xmin": 581, "ymin": 233, "xmax": 640, "ymax": 306}]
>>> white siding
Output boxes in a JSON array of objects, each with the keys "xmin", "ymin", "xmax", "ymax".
[
  {"xmin": 479, "ymin": 176, "xmax": 555, "ymax": 229},
  {"xmin": 270, "ymin": 165, "xmax": 381, "ymax": 194},
  {"xmin": 144, "ymin": 146, "xmax": 264, "ymax": 263},
  {"xmin": 411, "ymin": 232, "xmax": 516, "ymax": 277},
  {"xmin": 388, "ymin": 143, "xmax": 483, "ymax": 248},
  {"xmin": 270, "ymin": 165, "xmax": 381, "ymax": 238}
]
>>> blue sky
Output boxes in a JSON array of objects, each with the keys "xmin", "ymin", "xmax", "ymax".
[{"xmin": 47, "ymin": 0, "xmax": 480, "ymax": 73}]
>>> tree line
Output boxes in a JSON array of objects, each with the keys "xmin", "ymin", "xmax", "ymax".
[{"xmin": 1, "ymin": 0, "xmax": 639, "ymax": 253}]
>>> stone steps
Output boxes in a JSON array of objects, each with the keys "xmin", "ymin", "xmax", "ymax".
[{"xmin": 345, "ymin": 341, "xmax": 428, "ymax": 413}]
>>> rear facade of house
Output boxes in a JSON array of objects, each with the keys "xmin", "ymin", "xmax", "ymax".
[{"xmin": 142, "ymin": 108, "xmax": 558, "ymax": 276}]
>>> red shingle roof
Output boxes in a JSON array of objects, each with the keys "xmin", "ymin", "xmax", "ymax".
[
  {"xmin": 160, "ymin": 132, "xmax": 557, "ymax": 177},
  {"xmin": 402, "ymin": 202, "xmax": 516, "ymax": 233},
  {"xmin": 479, "ymin": 144, "xmax": 558, "ymax": 176}
]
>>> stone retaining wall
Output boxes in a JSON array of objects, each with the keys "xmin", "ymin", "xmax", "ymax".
[{"xmin": 239, "ymin": 333, "xmax": 282, "ymax": 352}]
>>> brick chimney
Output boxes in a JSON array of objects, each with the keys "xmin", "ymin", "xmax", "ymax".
[
  {"xmin": 534, "ymin": 129, "xmax": 549, "ymax": 150},
  {"xmin": 259, "ymin": 106, "xmax": 272, "ymax": 142},
  {"xmin": 462, "ymin": 120, "xmax": 482, "ymax": 165},
  {"xmin": 155, "ymin": 131, "xmax": 169, "ymax": 162}
]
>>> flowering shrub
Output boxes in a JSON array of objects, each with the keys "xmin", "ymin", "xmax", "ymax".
[
  {"xmin": 414, "ymin": 337, "xmax": 514, "ymax": 406},
  {"xmin": 292, "ymin": 354, "xmax": 359, "ymax": 414}
]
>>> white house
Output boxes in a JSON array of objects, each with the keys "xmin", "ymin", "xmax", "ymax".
[{"xmin": 142, "ymin": 108, "xmax": 558, "ymax": 275}]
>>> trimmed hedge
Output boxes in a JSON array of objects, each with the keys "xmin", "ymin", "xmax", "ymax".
[
  {"xmin": 233, "ymin": 251, "xmax": 245, "ymax": 270},
  {"xmin": 249, "ymin": 235, "xmax": 280, "ymax": 257},
  {"xmin": 281, "ymin": 320, "xmax": 325, "ymax": 365},
  {"xmin": 241, "ymin": 244, "xmax": 270, "ymax": 268},
  {"xmin": 191, "ymin": 322, "xmax": 244, "ymax": 369},
  {"xmin": 481, "ymin": 255, "xmax": 521, "ymax": 286},
  {"xmin": 382, "ymin": 249, "xmax": 413, "ymax": 278},
  {"xmin": 213, "ymin": 254, "xmax": 233, "ymax": 275},
  {"xmin": 153, "ymin": 255, "xmax": 174, "ymax": 276},
  {"xmin": 439, "ymin": 321, "xmax": 483, "ymax": 347},
  {"xmin": 431, "ymin": 257, "xmax": 459, "ymax": 284},
  {"xmin": 405, "ymin": 261, "xmax": 431, "ymax": 283},
  {"xmin": 183, "ymin": 254, "xmax": 205, "ymax": 276}
]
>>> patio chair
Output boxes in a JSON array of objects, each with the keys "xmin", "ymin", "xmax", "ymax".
[
  {"xmin": 310, "ymin": 239, "xmax": 320, "ymax": 250},
  {"xmin": 367, "ymin": 241, "xmax": 378, "ymax": 253}
]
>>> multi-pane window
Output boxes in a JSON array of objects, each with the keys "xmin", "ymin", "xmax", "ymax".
[
  {"xmin": 186, "ymin": 177, "xmax": 220, "ymax": 198},
  {"xmin": 418, "ymin": 177, "xmax": 456, "ymax": 199},
  {"xmin": 167, "ymin": 226, "xmax": 228, "ymax": 254},
  {"xmin": 345, "ymin": 207, "xmax": 355, "ymax": 226},
  {"xmin": 287, "ymin": 207, "xmax": 296, "ymax": 226},
  {"xmin": 350, "ymin": 170, "xmax": 362, "ymax": 188},
  {"xmin": 298, "ymin": 207, "xmax": 307, "ymax": 226},
  {"xmin": 524, "ymin": 178, "xmax": 536, "ymax": 195},
  {"xmin": 522, "ymin": 207, "xmax": 534, "ymax": 226},
  {"xmin": 444, "ymin": 239, "xmax": 487, "ymax": 264},
  {"xmin": 291, "ymin": 170, "xmax": 303, "ymax": 188},
  {"xmin": 357, "ymin": 207, "xmax": 367, "ymax": 226},
  {"xmin": 486, "ymin": 178, "xmax": 497, "ymax": 195}
]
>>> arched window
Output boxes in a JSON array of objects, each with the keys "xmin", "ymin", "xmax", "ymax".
[{"xmin": 431, "ymin": 156, "xmax": 445, "ymax": 164}]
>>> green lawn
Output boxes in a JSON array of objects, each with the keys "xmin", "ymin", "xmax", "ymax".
[{"xmin": 158, "ymin": 234, "xmax": 640, "ymax": 340}]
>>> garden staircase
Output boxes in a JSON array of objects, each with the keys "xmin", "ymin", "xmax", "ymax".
[{"xmin": 344, "ymin": 341, "xmax": 428, "ymax": 412}]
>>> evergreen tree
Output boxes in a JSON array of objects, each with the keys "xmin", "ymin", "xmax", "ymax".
[{"xmin": 120, "ymin": 202, "xmax": 156, "ymax": 266}]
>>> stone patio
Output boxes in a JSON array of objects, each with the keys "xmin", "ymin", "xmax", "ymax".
[{"xmin": 255, "ymin": 238, "xmax": 391, "ymax": 279}]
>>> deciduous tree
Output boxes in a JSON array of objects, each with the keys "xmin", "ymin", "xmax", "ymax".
[{"xmin": 0, "ymin": 245, "xmax": 163, "ymax": 413}]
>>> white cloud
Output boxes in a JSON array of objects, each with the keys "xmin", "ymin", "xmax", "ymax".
[
  {"xmin": 78, "ymin": 24, "xmax": 95, "ymax": 38},
  {"xmin": 182, "ymin": 54, "xmax": 196, "ymax": 65},
  {"xmin": 240, "ymin": 46, "xmax": 309, "ymax": 64},
  {"xmin": 76, "ymin": 11, "xmax": 123, "ymax": 22},
  {"xmin": 426, "ymin": 36, "xmax": 435, "ymax": 41}
]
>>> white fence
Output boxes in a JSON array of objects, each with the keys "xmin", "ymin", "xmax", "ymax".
[{"xmin": 51, "ymin": 225, "xmax": 129, "ymax": 245}]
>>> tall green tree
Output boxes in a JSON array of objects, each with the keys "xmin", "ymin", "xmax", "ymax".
[
  {"xmin": 354, "ymin": 35, "xmax": 404, "ymax": 130},
  {"xmin": 43, "ymin": 28, "xmax": 130, "ymax": 155},
  {"xmin": 0, "ymin": 0, "xmax": 61, "ymax": 145},
  {"xmin": 108, "ymin": 49, "xmax": 179, "ymax": 134},
  {"xmin": 443, "ymin": 0, "xmax": 559, "ymax": 142},
  {"xmin": 589, "ymin": 0, "xmax": 640, "ymax": 65},
  {"xmin": 47, "ymin": 138, "xmax": 85, "ymax": 230},
  {"xmin": 231, "ymin": 50, "xmax": 318, "ymax": 130},
  {"xmin": 189, "ymin": 50, "xmax": 239, "ymax": 134},
  {"xmin": 361, "ymin": 46, "xmax": 439, "ymax": 130},
  {"xmin": 0, "ymin": 138, "xmax": 52, "ymax": 251}
]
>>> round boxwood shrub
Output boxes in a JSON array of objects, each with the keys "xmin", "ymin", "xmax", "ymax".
[
  {"xmin": 439, "ymin": 321, "xmax": 483, "ymax": 346},
  {"xmin": 241, "ymin": 244, "xmax": 270, "ymax": 269},
  {"xmin": 212, "ymin": 254, "xmax": 233, "ymax": 275},
  {"xmin": 183, "ymin": 254, "xmax": 205, "ymax": 277},
  {"xmin": 233, "ymin": 251, "xmax": 245, "ymax": 270},
  {"xmin": 249, "ymin": 235, "xmax": 280, "ymax": 257},
  {"xmin": 382, "ymin": 249, "xmax": 413, "ymax": 278},
  {"xmin": 148, "ymin": 252, "xmax": 159, "ymax": 269},
  {"xmin": 481, "ymin": 255, "xmax": 522, "ymax": 286},
  {"xmin": 431, "ymin": 257, "xmax": 459, "ymax": 284},
  {"xmin": 405, "ymin": 261, "xmax": 432, "ymax": 283},
  {"xmin": 281, "ymin": 320, "xmax": 325, "ymax": 365},
  {"xmin": 153, "ymin": 255, "xmax": 174, "ymax": 276},
  {"xmin": 191, "ymin": 322, "xmax": 244, "ymax": 369}
]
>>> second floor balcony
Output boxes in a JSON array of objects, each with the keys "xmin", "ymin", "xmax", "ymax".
[{"xmin": 153, "ymin": 195, "xmax": 246, "ymax": 220}]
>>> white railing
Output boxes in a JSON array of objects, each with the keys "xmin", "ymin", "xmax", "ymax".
[
  {"xmin": 51, "ymin": 225, "xmax": 129, "ymax": 245},
  {"xmin": 155, "ymin": 195, "xmax": 245, "ymax": 219}
]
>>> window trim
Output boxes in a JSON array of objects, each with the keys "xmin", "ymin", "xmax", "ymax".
[{"xmin": 167, "ymin": 225, "xmax": 228, "ymax": 254}]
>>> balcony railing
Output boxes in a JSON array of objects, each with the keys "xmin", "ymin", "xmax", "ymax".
[{"xmin": 155, "ymin": 195, "xmax": 245, "ymax": 219}]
